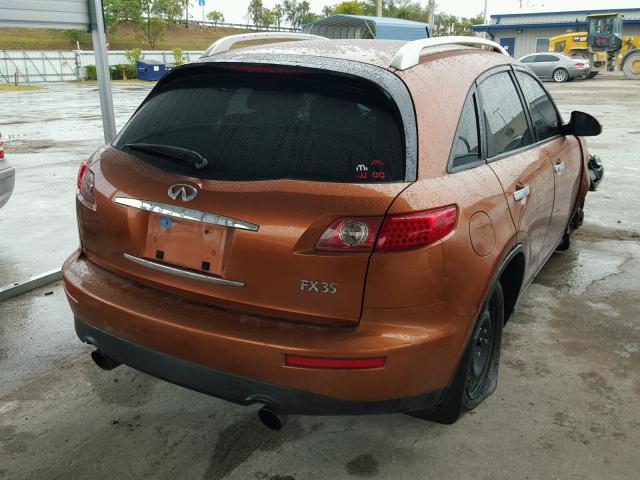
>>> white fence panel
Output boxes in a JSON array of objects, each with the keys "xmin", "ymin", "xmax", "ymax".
[{"xmin": 0, "ymin": 50, "xmax": 205, "ymax": 83}]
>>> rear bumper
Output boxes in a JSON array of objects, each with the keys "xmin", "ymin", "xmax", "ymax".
[
  {"xmin": 63, "ymin": 251, "xmax": 467, "ymax": 414},
  {"xmin": 0, "ymin": 165, "xmax": 15, "ymax": 209},
  {"xmin": 569, "ymin": 67, "xmax": 591, "ymax": 79},
  {"xmin": 75, "ymin": 317, "xmax": 442, "ymax": 414}
]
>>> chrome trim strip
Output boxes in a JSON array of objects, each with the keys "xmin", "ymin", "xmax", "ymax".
[
  {"xmin": 114, "ymin": 197, "xmax": 259, "ymax": 232},
  {"xmin": 123, "ymin": 253, "xmax": 245, "ymax": 287}
]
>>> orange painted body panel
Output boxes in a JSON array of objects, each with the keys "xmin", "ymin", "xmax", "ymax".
[
  {"xmin": 63, "ymin": 40, "xmax": 593, "ymax": 408},
  {"xmin": 64, "ymin": 251, "xmax": 469, "ymax": 400}
]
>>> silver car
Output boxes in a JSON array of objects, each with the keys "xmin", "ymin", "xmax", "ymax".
[
  {"xmin": 518, "ymin": 52, "xmax": 590, "ymax": 83},
  {"xmin": 0, "ymin": 132, "xmax": 15, "ymax": 209}
]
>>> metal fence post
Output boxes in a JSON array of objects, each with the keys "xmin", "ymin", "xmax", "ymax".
[{"xmin": 88, "ymin": 0, "xmax": 116, "ymax": 144}]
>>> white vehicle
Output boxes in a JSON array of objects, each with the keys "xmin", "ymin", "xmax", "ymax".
[{"xmin": 0, "ymin": 132, "xmax": 15, "ymax": 209}]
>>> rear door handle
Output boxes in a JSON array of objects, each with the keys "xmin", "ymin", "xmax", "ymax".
[
  {"xmin": 513, "ymin": 184, "xmax": 530, "ymax": 202},
  {"xmin": 554, "ymin": 159, "xmax": 565, "ymax": 174}
]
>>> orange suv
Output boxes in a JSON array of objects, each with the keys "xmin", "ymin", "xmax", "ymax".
[{"xmin": 63, "ymin": 34, "xmax": 602, "ymax": 427}]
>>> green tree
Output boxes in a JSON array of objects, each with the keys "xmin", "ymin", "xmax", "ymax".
[
  {"xmin": 247, "ymin": 0, "xmax": 265, "ymax": 25},
  {"xmin": 273, "ymin": 4, "xmax": 285, "ymax": 28},
  {"xmin": 206, "ymin": 10, "xmax": 225, "ymax": 26},
  {"xmin": 103, "ymin": 0, "xmax": 142, "ymax": 26},
  {"xmin": 259, "ymin": 9, "xmax": 275, "ymax": 27},
  {"xmin": 138, "ymin": 16, "xmax": 167, "ymax": 48},
  {"xmin": 333, "ymin": 1, "xmax": 365, "ymax": 15},
  {"xmin": 154, "ymin": 0, "xmax": 183, "ymax": 23},
  {"xmin": 283, "ymin": 0, "xmax": 317, "ymax": 28}
]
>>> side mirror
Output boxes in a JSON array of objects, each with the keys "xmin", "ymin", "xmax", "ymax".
[{"xmin": 563, "ymin": 111, "xmax": 602, "ymax": 137}]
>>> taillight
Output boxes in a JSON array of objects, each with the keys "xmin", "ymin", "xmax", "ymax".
[
  {"xmin": 315, "ymin": 205, "xmax": 458, "ymax": 253},
  {"xmin": 376, "ymin": 205, "xmax": 458, "ymax": 252},
  {"xmin": 0, "ymin": 134, "xmax": 4, "ymax": 159},
  {"xmin": 77, "ymin": 158, "xmax": 96, "ymax": 210},
  {"xmin": 315, "ymin": 217, "xmax": 383, "ymax": 252},
  {"xmin": 574, "ymin": 62, "xmax": 586, "ymax": 67}
]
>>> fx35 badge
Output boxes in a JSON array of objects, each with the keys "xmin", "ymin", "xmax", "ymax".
[{"xmin": 300, "ymin": 280, "xmax": 337, "ymax": 294}]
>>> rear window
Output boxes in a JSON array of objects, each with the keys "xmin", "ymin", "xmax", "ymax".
[{"xmin": 114, "ymin": 71, "xmax": 406, "ymax": 182}]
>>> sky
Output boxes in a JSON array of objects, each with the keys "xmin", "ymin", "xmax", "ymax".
[{"xmin": 194, "ymin": 0, "xmax": 640, "ymax": 24}]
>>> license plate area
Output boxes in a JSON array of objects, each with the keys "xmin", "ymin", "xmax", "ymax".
[{"xmin": 144, "ymin": 213, "xmax": 227, "ymax": 275}]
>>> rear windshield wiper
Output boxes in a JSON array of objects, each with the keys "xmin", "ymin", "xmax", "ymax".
[{"xmin": 123, "ymin": 143, "xmax": 208, "ymax": 170}]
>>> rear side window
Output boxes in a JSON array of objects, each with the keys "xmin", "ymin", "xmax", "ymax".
[
  {"xmin": 516, "ymin": 72, "xmax": 562, "ymax": 141},
  {"xmin": 537, "ymin": 55, "xmax": 558, "ymax": 62},
  {"xmin": 478, "ymin": 72, "xmax": 533, "ymax": 158},
  {"xmin": 114, "ymin": 72, "xmax": 405, "ymax": 183},
  {"xmin": 450, "ymin": 94, "xmax": 481, "ymax": 170}
]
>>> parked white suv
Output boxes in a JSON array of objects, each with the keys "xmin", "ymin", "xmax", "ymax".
[{"xmin": 0, "ymin": 132, "xmax": 15, "ymax": 209}]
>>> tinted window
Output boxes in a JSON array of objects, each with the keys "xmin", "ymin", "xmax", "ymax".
[
  {"xmin": 536, "ymin": 55, "xmax": 559, "ymax": 62},
  {"xmin": 520, "ymin": 55, "xmax": 535, "ymax": 63},
  {"xmin": 516, "ymin": 72, "xmax": 562, "ymax": 141},
  {"xmin": 451, "ymin": 94, "xmax": 481, "ymax": 170},
  {"xmin": 478, "ymin": 72, "xmax": 533, "ymax": 158},
  {"xmin": 114, "ymin": 73, "xmax": 405, "ymax": 182}
]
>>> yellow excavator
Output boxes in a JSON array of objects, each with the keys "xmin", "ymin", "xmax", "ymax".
[{"xmin": 548, "ymin": 13, "xmax": 640, "ymax": 79}]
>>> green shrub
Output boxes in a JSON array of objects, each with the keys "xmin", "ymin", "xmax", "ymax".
[
  {"xmin": 85, "ymin": 64, "xmax": 97, "ymax": 80},
  {"xmin": 172, "ymin": 47, "xmax": 185, "ymax": 65},
  {"xmin": 115, "ymin": 63, "xmax": 138, "ymax": 80},
  {"xmin": 125, "ymin": 48, "xmax": 144, "ymax": 65}
]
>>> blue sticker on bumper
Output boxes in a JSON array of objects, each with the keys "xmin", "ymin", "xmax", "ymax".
[{"xmin": 160, "ymin": 216, "xmax": 172, "ymax": 229}]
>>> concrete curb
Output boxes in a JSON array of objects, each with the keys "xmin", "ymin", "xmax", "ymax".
[{"xmin": 0, "ymin": 268, "xmax": 62, "ymax": 302}]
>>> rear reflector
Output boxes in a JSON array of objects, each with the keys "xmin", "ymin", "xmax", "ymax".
[
  {"xmin": 285, "ymin": 355, "xmax": 386, "ymax": 369},
  {"xmin": 376, "ymin": 205, "xmax": 457, "ymax": 251}
]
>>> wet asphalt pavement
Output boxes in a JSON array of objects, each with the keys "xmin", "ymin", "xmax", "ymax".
[{"xmin": 1, "ymin": 76, "xmax": 639, "ymax": 479}]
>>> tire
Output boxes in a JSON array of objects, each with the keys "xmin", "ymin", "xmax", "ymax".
[
  {"xmin": 552, "ymin": 68, "xmax": 569, "ymax": 83},
  {"xmin": 622, "ymin": 51, "xmax": 640, "ymax": 80},
  {"xmin": 411, "ymin": 282, "xmax": 505, "ymax": 424}
]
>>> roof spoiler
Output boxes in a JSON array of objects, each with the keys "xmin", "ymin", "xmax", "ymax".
[
  {"xmin": 201, "ymin": 32, "xmax": 328, "ymax": 59},
  {"xmin": 390, "ymin": 36, "xmax": 510, "ymax": 70}
]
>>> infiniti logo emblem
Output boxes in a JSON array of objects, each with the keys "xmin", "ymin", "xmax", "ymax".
[{"xmin": 168, "ymin": 184, "xmax": 198, "ymax": 202}]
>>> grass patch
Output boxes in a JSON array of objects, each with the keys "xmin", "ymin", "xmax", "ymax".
[
  {"xmin": 0, "ymin": 23, "xmax": 250, "ymax": 51},
  {"xmin": 0, "ymin": 84, "xmax": 44, "ymax": 91}
]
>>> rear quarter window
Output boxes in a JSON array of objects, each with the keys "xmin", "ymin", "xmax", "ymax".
[{"xmin": 114, "ymin": 71, "xmax": 406, "ymax": 183}]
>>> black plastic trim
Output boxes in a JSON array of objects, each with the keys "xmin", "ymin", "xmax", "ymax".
[{"xmin": 75, "ymin": 318, "xmax": 442, "ymax": 415}]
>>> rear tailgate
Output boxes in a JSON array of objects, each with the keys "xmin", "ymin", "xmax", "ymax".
[{"xmin": 82, "ymin": 154, "xmax": 406, "ymax": 325}]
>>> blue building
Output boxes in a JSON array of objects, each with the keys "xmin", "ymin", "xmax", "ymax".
[
  {"xmin": 303, "ymin": 15, "xmax": 430, "ymax": 40},
  {"xmin": 473, "ymin": 6, "xmax": 640, "ymax": 58}
]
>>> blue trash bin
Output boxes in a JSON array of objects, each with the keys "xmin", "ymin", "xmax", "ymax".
[{"xmin": 136, "ymin": 60, "xmax": 166, "ymax": 81}]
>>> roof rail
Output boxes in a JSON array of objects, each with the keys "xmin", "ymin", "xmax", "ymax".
[
  {"xmin": 390, "ymin": 36, "xmax": 509, "ymax": 70},
  {"xmin": 201, "ymin": 32, "xmax": 328, "ymax": 58}
]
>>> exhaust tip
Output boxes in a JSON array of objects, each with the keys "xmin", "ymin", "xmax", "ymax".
[
  {"xmin": 258, "ymin": 407, "xmax": 287, "ymax": 431},
  {"xmin": 90, "ymin": 350, "xmax": 121, "ymax": 371}
]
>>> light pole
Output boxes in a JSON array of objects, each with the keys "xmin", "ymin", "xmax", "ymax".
[{"xmin": 376, "ymin": 0, "xmax": 382, "ymax": 17}]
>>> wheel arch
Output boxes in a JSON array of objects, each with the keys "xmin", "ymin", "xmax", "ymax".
[{"xmin": 498, "ymin": 248, "xmax": 526, "ymax": 323}]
